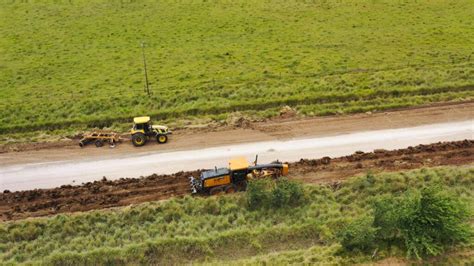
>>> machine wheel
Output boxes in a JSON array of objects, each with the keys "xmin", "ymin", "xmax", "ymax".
[
  {"xmin": 79, "ymin": 141, "xmax": 85, "ymax": 148},
  {"xmin": 132, "ymin": 133, "xmax": 146, "ymax": 147},
  {"xmin": 95, "ymin": 140, "xmax": 104, "ymax": 147},
  {"xmin": 236, "ymin": 180, "xmax": 248, "ymax": 192},
  {"xmin": 209, "ymin": 187, "xmax": 224, "ymax": 196},
  {"xmin": 225, "ymin": 184, "xmax": 237, "ymax": 194},
  {"xmin": 157, "ymin": 134, "xmax": 168, "ymax": 144}
]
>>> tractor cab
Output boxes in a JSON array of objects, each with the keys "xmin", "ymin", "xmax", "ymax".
[
  {"xmin": 131, "ymin": 116, "xmax": 171, "ymax": 147},
  {"xmin": 132, "ymin": 116, "xmax": 153, "ymax": 134}
]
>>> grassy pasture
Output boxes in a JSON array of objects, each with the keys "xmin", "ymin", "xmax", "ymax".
[
  {"xmin": 0, "ymin": 166, "xmax": 472, "ymax": 264},
  {"xmin": 1, "ymin": 0, "xmax": 473, "ymax": 137}
]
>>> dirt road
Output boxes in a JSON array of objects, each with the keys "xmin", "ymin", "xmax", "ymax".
[
  {"xmin": 0, "ymin": 102, "xmax": 472, "ymax": 191},
  {"xmin": 1, "ymin": 140, "xmax": 472, "ymax": 221},
  {"xmin": 1, "ymin": 120, "xmax": 472, "ymax": 191}
]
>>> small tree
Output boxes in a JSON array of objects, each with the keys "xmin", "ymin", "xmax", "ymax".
[
  {"xmin": 271, "ymin": 178, "xmax": 305, "ymax": 207},
  {"xmin": 246, "ymin": 179, "xmax": 271, "ymax": 210},
  {"xmin": 338, "ymin": 216, "xmax": 378, "ymax": 252},
  {"xmin": 373, "ymin": 185, "xmax": 471, "ymax": 259},
  {"xmin": 246, "ymin": 178, "xmax": 305, "ymax": 210}
]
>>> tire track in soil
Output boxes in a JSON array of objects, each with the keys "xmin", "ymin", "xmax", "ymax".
[{"xmin": 1, "ymin": 140, "xmax": 472, "ymax": 221}]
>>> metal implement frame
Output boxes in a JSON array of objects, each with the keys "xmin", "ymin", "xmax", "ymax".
[{"xmin": 79, "ymin": 132, "xmax": 122, "ymax": 147}]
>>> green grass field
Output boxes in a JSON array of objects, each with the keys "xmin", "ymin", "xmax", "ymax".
[
  {"xmin": 1, "ymin": 166, "xmax": 472, "ymax": 265},
  {"xmin": 1, "ymin": 0, "xmax": 473, "ymax": 138}
]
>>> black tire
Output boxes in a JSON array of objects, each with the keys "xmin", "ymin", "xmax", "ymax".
[
  {"xmin": 225, "ymin": 184, "xmax": 237, "ymax": 194},
  {"xmin": 79, "ymin": 141, "xmax": 85, "ymax": 148},
  {"xmin": 95, "ymin": 140, "xmax": 104, "ymax": 147},
  {"xmin": 132, "ymin": 133, "xmax": 146, "ymax": 147},
  {"xmin": 209, "ymin": 187, "xmax": 224, "ymax": 196},
  {"xmin": 236, "ymin": 180, "xmax": 248, "ymax": 192},
  {"xmin": 157, "ymin": 134, "xmax": 168, "ymax": 144}
]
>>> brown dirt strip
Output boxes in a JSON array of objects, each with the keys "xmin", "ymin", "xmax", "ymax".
[{"xmin": 0, "ymin": 140, "xmax": 472, "ymax": 221}]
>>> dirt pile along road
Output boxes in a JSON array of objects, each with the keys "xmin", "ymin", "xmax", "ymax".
[{"xmin": 1, "ymin": 140, "xmax": 472, "ymax": 221}]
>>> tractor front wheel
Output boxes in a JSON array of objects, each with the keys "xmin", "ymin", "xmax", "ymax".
[
  {"xmin": 132, "ymin": 133, "xmax": 147, "ymax": 147},
  {"xmin": 157, "ymin": 134, "xmax": 168, "ymax": 144}
]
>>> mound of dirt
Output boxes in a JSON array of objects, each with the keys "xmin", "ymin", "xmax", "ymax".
[
  {"xmin": 279, "ymin": 105, "xmax": 297, "ymax": 118},
  {"xmin": 226, "ymin": 112, "xmax": 252, "ymax": 128},
  {"xmin": 291, "ymin": 140, "xmax": 473, "ymax": 184}
]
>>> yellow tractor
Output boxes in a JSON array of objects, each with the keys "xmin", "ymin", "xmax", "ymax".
[
  {"xmin": 189, "ymin": 157, "xmax": 289, "ymax": 195},
  {"xmin": 130, "ymin": 116, "xmax": 171, "ymax": 147}
]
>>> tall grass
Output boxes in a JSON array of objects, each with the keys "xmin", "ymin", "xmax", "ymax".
[
  {"xmin": 1, "ymin": 0, "xmax": 473, "ymax": 137},
  {"xmin": 0, "ymin": 166, "xmax": 472, "ymax": 264}
]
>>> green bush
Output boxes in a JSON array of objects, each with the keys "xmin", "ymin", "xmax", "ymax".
[
  {"xmin": 271, "ymin": 178, "xmax": 305, "ymax": 208},
  {"xmin": 246, "ymin": 178, "xmax": 305, "ymax": 209},
  {"xmin": 338, "ymin": 216, "xmax": 378, "ymax": 252},
  {"xmin": 400, "ymin": 186, "xmax": 471, "ymax": 258},
  {"xmin": 373, "ymin": 185, "xmax": 472, "ymax": 259},
  {"xmin": 246, "ymin": 179, "xmax": 271, "ymax": 210}
]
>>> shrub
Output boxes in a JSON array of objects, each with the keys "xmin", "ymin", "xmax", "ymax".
[
  {"xmin": 246, "ymin": 179, "xmax": 271, "ymax": 210},
  {"xmin": 271, "ymin": 178, "xmax": 305, "ymax": 208},
  {"xmin": 338, "ymin": 216, "xmax": 378, "ymax": 252},
  {"xmin": 401, "ymin": 186, "xmax": 471, "ymax": 258},
  {"xmin": 373, "ymin": 185, "xmax": 471, "ymax": 259},
  {"xmin": 246, "ymin": 178, "xmax": 305, "ymax": 209}
]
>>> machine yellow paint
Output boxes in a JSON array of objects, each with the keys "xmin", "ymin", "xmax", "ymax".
[
  {"xmin": 229, "ymin": 157, "xmax": 249, "ymax": 171},
  {"xmin": 133, "ymin": 116, "xmax": 151, "ymax": 124},
  {"xmin": 130, "ymin": 129, "xmax": 145, "ymax": 135},
  {"xmin": 282, "ymin": 164, "xmax": 289, "ymax": 175},
  {"xmin": 190, "ymin": 158, "xmax": 289, "ymax": 194},
  {"xmin": 204, "ymin": 175, "xmax": 231, "ymax": 188},
  {"xmin": 130, "ymin": 116, "xmax": 171, "ymax": 146},
  {"xmin": 158, "ymin": 135, "xmax": 167, "ymax": 143}
]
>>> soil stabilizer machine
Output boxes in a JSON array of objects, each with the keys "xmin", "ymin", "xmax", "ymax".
[
  {"xmin": 189, "ymin": 156, "xmax": 289, "ymax": 195},
  {"xmin": 131, "ymin": 116, "xmax": 171, "ymax": 147}
]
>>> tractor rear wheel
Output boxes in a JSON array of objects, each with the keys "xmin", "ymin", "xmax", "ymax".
[
  {"xmin": 209, "ymin": 187, "xmax": 224, "ymax": 196},
  {"xmin": 157, "ymin": 134, "xmax": 168, "ymax": 144},
  {"xmin": 132, "ymin": 133, "xmax": 147, "ymax": 147}
]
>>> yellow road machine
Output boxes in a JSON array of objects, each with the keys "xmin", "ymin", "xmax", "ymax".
[
  {"xmin": 189, "ymin": 157, "xmax": 289, "ymax": 195},
  {"xmin": 130, "ymin": 116, "xmax": 171, "ymax": 147}
]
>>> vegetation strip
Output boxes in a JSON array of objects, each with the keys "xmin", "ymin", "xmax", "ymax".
[{"xmin": 1, "ymin": 166, "xmax": 472, "ymax": 264}]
